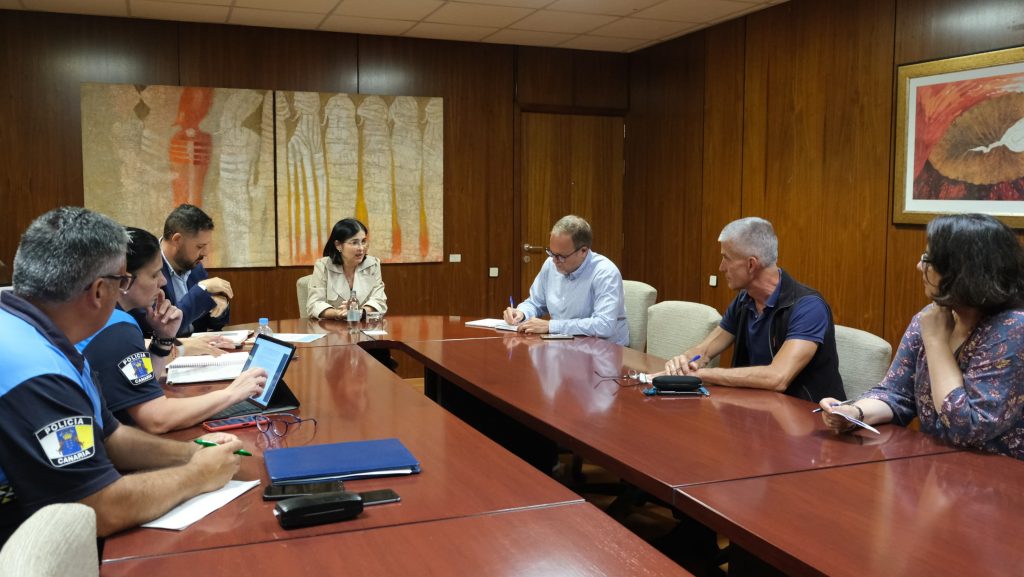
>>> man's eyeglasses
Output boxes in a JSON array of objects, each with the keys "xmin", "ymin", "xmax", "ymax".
[
  {"xmin": 545, "ymin": 246, "xmax": 584, "ymax": 263},
  {"xmin": 920, "ymin": 253, "xmax": 931, "ymax": 265},
  {"xmin": 99, "ymin": 274, "xmax": 135, "ymax": 294},
  {"xmin": 255, "ymin": 413, "xmax": 317, "ymax": 437}
]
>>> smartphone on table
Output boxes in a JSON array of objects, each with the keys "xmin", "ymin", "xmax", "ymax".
[
  {"xmin": 359, "ymin": 489, "xmax": 401, "ymax": 506},
  {"xmin": 263, "ymin": 480, "xmax": 347, "ymax": 501},
  {"xmin": 202, "ymin": 415, "xmax": 260, "ymax": 432}
]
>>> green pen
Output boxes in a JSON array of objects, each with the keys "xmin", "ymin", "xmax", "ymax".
[{"xmin": 193, "ymin": 438, "xmax": 253, "ymax": 457}]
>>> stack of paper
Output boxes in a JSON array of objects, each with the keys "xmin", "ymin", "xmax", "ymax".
[
  {"xmin": 167, "ymin": 352, "xmax": 248, "ymax": 384},
  {"xmin": 464, "ymin": 318, "xmax": 518, "ymax": 331}
]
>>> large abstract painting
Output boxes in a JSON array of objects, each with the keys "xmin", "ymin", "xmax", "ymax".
[
  {"xmin": 894, "ymin": 46, "xmax": 1024, "ymax": 227},
  {"xmin": 82, "ymin": 84, "xmax": 276, "ymax": 267},
  {"xmin": 275, "ymin": 92, "xmax": 443, "ymax": 265},
  {"xmin": 82, "ymin": 85, "xmax": 444, "ymax": 267}
]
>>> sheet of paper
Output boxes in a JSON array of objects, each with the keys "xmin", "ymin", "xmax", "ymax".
[
  {"xmin": 464, "ymin": 318, "xmax": 505, "ymax": 328},
  {"xmin": 141, "ymin": 479, "xmax": 260, "ymax": 530},
  {"xmin": 362, "ymin": 329, "xmax": 388, "ymax": 336},
  {"xmin": 264, "ymin": 333, "xmax": 326, "ymax": 343}
]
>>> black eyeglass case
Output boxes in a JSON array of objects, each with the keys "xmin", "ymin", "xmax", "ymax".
[
  {"xmin": 273, "ymin": 491, "xmax": 364, "ymax": 529},
  {"xmin": 651, "ymin": 375, "xmax": 703, "ymax": 392}
]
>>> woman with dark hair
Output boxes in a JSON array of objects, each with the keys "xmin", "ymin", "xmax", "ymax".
[
  {"xmin": 820, "ymin": 213, "xmax": 1024, "ymax": 459},
  {"xmin": 77, "ymin": 227, "xmax": 266, "ymax": 434},
  {"xmin": 306, "ymin": 218, "xmax": 388, "ymax": 320}
]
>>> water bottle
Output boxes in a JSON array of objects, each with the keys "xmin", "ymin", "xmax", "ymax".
[
  {"xmin": 256, "ymin": 317, "xmax": 274, "ymax": 337},
  {"xmin": 345, "ymin": 290, "xmax": 361, "ymax": 328}
]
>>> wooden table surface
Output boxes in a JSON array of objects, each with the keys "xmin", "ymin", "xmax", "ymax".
[
  {"xmin": 405, "ymin": 335, "xmax": 957, "ymax": 502},
  {"xmin": 232, "ymin": 315, "xmax": 507, "ymax": 348},
  {"xmin": 675, "ymin": 450, "xmax": 1024, "ymax": 577},
  {"xmin": 103, "ymin": 346, "xmax": 582, "ymax": 562},
  {"xmin": 101, "ymin": 503, "xmax": 694, "ymax": 577}
]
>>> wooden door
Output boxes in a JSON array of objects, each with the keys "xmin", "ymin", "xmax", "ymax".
[{"xmin": 518, "ymin": 112, "xmax": 624, "ymax": 300}]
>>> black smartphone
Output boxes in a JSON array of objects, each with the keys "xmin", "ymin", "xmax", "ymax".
[
  {"xmin": 359, "ymin": 489, "xmax": 401, "ymax": 506},
  {"xmin": 263, "ymin": 480, "xmax": 346, "ymax": 501}
]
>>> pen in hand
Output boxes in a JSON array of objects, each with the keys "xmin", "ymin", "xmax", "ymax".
[
  {"xmin": 811, "ymin": 399, "xmax": 856, "ymax": 413},
  {"xmin": 194, "ymin": 438, "xmax": 252, "ymax": 456}
]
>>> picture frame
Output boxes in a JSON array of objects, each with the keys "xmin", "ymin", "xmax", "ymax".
[{"xmin": 893, "ymin": 45, "xmax": 1024, "ymax": 227}]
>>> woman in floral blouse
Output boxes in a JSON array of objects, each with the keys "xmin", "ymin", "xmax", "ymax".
[{"xmin": 820, "ymin": 213, "xmax": 1024, "ymax": 459}]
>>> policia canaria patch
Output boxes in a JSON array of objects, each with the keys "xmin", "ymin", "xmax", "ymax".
[
  {"xmin": 118, "ymin": 352, "xmax": 154, "ymax": 385},
  {"xmin": 36, "ymin": 417, "xmax": 96, "ymax": 467}
]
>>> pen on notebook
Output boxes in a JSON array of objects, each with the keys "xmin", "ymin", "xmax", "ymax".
[
  {"xmin": 194, "ymin": 439, "xmax": 252, "ymax": 456},
  {"xmin": 811, "ymin": 399, "xmax": 856, "ymax": 413}
]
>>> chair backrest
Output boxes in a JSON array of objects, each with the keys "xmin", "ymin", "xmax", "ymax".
[
  {"xmin": 835, "ymin": 324, "xmax": 892, "ymax": 399},
  {"xmin": 646, "ymin": 300, "xmax": 722, "ymax": 365},
  {"xmin": 296, "ymin": 274, "xmax": 312, "ymax": 317},
  {"xmin": 622, "ymin": 280, "xmax": 657, "ymax": 351},
  {"xmin": 0, "ymin": 503, "xmax": 98, "ymax": 577}
]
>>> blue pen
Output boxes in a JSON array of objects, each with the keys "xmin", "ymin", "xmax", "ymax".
[
  {"xmin": 689, "ymin": 354, "xmax": 702, "ymax": 364},
  {"xmin": 509, "ymin": 296, "xmax": 515, "ymax": 309}
]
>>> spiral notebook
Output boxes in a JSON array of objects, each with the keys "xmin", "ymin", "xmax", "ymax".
[{"xmin": 166, "ymin": 352, "xmax": 249, "ymax": 384}]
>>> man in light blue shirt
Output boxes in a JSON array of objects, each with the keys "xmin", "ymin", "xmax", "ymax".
[{"xmin": 503, "ymin": 215, "xmax": 629, "ymax": 346}]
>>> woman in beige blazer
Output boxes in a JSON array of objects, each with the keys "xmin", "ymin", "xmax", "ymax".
[{"xmin": 306, "ymin": 218, "xmax": 388, "ymax": 320}]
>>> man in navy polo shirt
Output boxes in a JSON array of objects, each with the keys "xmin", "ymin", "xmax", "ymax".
[
  {"xmin": 0, "ymin": 207, "xmax": 245, "ymax": 547},
  {"xmin": 665, "ymin": 217, "xmax": 845, "ymax": 402}
]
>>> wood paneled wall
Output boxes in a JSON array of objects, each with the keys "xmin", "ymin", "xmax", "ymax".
[
  {"xmin": 626, "ymin": 0, "xmax": 1024, "ymax": 350},
  {"xmin": 3, "ymin": 1, "xmax": 1023, "ymax": 351}
]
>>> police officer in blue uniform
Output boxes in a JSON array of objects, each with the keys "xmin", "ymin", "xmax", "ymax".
[
  {"xmin": 78, "ymin": 227, "xmax": 265, "ymax": 434},
  {"xmin": 0, "ymin": 207, "xmax": 247, "ymax": 547}
]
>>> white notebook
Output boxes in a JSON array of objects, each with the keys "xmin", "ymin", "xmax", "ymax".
[{"xmin": 167, "ymin": 352, "xmax": 248, "ymax": 384}]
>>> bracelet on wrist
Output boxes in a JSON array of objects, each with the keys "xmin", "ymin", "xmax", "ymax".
[
  {"xmin": 148, "ymin": 341, "xmax": 172, "ymax": 357},
  {"xmin": 153, "ymin": 336, "xmax": 176, "ymax": 347},
  {"xmin": 853, "ymin": 404, "xmax": 865, "ymax": 421}
]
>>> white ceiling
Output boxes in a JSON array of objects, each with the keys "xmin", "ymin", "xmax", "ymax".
[{"xmin": 0, "ymin": 0, "xmax": 785, "ymax": 52}]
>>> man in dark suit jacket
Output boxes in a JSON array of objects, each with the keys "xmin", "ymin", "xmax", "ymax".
[{"xmin": 133, "ymin": 204, "xmax": 231, "ymax": 337}]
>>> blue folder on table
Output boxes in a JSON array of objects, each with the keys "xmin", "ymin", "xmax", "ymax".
[{"xmin": 264, "ymin": 438, "xmax": 421, "ymax": 485}]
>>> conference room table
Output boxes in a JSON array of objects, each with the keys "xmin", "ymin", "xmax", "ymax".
[
  {"xmin": 103, "ymin": 502, "xmax": 692, "ymax": 577},
  {"xmin": 675, "ymin": 450, "xmax": 1024, "ymax": 577},
  {"xmin": 102, "ymin": 315, "xmax": 989, "ymax": 576},
  {"xmin": 401, "ymin": 332, "xmax": 957, "ymax": 502},
  {"xmin": 102, "ymin": 344, "xmax": 586, "ymax": 564}
]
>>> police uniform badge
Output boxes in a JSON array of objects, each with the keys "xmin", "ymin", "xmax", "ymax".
[
  {"xmin": 36, "ymin": 417, "xmax": 96, "ymax": 467},
  {"xmin": 118, "ymin": 352, "xmax": 154, "ymax": 385}
]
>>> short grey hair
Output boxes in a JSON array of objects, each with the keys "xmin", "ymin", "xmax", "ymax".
[
  {"xmin": 551, "ymin": 215, "xmax": 593, "ymax": 249},
  {"xmin": 13, "ymin": 207, "xmax": 128, "ymax": 304},
  {"xmin": 718, "ymin": 217, "xmax": 778, "ymax": 267}
]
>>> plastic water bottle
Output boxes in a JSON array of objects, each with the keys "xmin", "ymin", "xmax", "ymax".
[
  {"xmin": 345, "ymin": 290, "xmax": 361, "ymax": 328},
  {"xmin": 256, "ymin": 317, "xmax": 274, "ymax": 337}
]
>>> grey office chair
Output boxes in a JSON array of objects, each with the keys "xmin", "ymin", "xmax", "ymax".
[
  {"xmin": 622, "ymin": 280, "xmax": 657, "ymax": 351},
  {"xmin": 646, "ymin": 300, "xmax": 722, "ymax": 367},
  {"xmin": 835, "ymin": 325, "xmax": 892, "ymax": 399},
  {"xmin": 296, "ymin": 274, "xmax": 312, "ymax": 318},
  {"xmin": 0, "ymin": 503, "xmax": 98, "ymax": 577}
]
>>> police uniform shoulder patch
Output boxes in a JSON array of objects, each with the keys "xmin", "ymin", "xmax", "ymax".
[
  {"xmin": 36, "ymin": 417, "xmax": 96, "ymax": 467},
  {"xmin": 118, "ymin": 352, "xmax": 154, "ymax": 385}
]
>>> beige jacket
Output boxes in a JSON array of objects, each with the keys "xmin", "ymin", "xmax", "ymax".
[{"xmin": 306, "ymin": 255, "xmax": 388, "ymax": 319}]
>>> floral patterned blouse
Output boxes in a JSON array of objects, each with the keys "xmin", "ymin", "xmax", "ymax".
[{"xmin": 863, "ymin": 306, "xmax": 1024, "ymax": 460}]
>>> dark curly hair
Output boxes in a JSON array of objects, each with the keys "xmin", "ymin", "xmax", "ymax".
[{"xmin": 925, "ymin": 213, "xmax": 1024, "ymax": 314}]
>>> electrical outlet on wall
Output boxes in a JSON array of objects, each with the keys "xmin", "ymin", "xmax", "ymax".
[{"xmin": 709, "ymin": 275, "xmax": 718, "ymax": 287}]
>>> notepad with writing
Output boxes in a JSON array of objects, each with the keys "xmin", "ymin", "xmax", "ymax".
[
  {"xmin": 264, "ymin": 438, "xmax": 421, "ymax": 485},
  {"xmin": 464, "ymin": 318, "xmax": 518, "ymax": 331}
]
